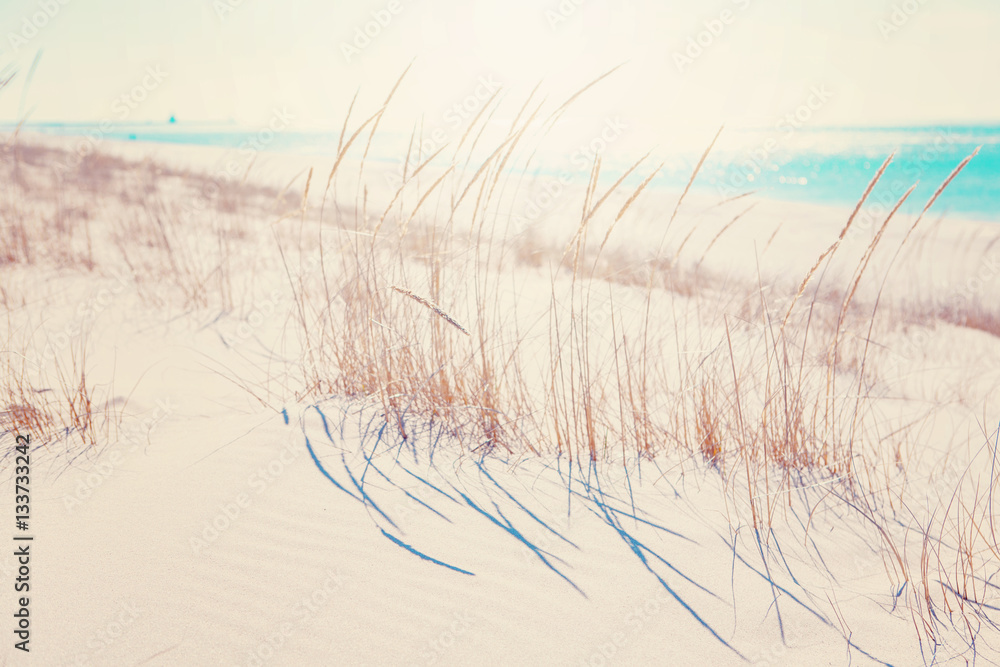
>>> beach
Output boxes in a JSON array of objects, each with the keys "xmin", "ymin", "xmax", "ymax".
[{"xmin": 1, "ymin": 126, "xmax": 998, "ymax": 666}]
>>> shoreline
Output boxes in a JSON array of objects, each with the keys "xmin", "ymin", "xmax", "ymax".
[{"xmin": 10, "ymin": 129, "xmax": 999, "ymax": 227}]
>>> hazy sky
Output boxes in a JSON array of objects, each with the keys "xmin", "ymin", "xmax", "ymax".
[{"xmin": 0, "ymin": 0, "xmax": 996, "ymax": 147}]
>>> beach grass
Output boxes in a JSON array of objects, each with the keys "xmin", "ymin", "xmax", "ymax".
[{"xmin": 0, "ymin": 72, "xmax": 997, "ymax": 660}]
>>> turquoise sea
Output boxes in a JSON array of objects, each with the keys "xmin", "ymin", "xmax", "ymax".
[{"xmin": 10, "ymin": 122, "xmax": 998, "ymax": 221}]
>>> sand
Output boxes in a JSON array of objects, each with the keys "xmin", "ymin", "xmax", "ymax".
[{"xmin": 1, "ymin": 133, "xmax": 998, "ymax": 666}]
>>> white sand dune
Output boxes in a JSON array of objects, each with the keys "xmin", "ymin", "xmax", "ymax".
[
  {"xmin": 2, "ymin": 135, "xmax": 999, "ymax": 666},
  {"xmin": 21, "ymin": 394, "xmax": 905, "ymax": 666}
]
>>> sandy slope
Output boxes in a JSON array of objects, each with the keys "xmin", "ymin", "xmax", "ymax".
[
  {"xmin": 2, "ymin": 136, "xmax": 999, "ymax": 666},
  {"xmin": 9, "ymin": 393, "xmax": 905, "ymax": 666},
  {"xmin": 0, "ymin": 276, "xmax": 965, "ymax": 666}
]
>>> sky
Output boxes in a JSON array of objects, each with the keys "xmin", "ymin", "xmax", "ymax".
[{"xmin": 0, "ymin": 0, "xmax": 997, "ymax": 151}]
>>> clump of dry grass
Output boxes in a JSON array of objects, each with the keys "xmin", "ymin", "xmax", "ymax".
[
  {"xmin": 262, "ymin": 75, "xmax": 995, "ymax": 656},
  {"xmin": 0, "ymin": 320, "xmax": 116, "ymax": 449}
]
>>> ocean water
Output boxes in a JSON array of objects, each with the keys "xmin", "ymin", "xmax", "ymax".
[
  {"xmin": 701, "ymin": 125, "xmax": 998, "ymax": 221},
  {"xmin": 10, "ymin": 122, "xmax": 998, "ymax": 221}
]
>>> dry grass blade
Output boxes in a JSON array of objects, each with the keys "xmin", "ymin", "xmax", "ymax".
[
  {"xmin": 562, "ymin": 155, "xmax": 602, "ymax": 266},
  {"xmin": 389, "ymin": 286, "xmax": 470, "ymax": 336},
  {"xmin": 399, "ymin": 166, "xmax": 455, "ymax": 238},
  {"xmin": 373, "ymin": 143, "xmax": 451, "ymax": 239},
  {"xmin": 655, "ymin": 126, "xmax": 723, "ymax": 259},
  {"xmin": 899, "ymin": 146, "xmax": 982, "ymax": 250},
  {"xmin": 337, "ymin": 88, "xmax": 360, "ymax": 155},
  {"xmin": 564, "ymin": 150, "xmax": 652, "ymax": 262},
  {"xmin": 542, "ymin": 64, "xmax": 624, "ymax": 131},
  {"xmin": 358, "ymin": 63, "xmax": 414, "ymax": 173},
  {"xmin": 600, "ymin": 161, "xmax": 663, "ymax": 254},
  {"xmin": 453, "ymin": 86, "xmax": 505, "ymax": 164},
  {"xmin": 780, "ymin": 152, "xmax": 895, "ymax": 331},
  {"xmin": 837, "ymin": 183, "xmax": 917, "ymax": 328},
  {"xmin": 695, "ymin": 203, "xmax": 756, "ymax": 269}
]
